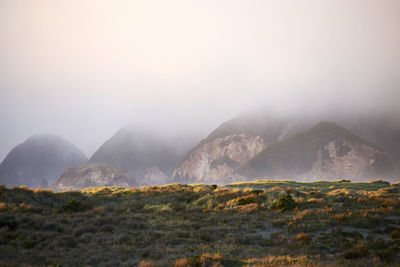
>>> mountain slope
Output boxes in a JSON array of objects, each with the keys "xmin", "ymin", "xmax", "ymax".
[
  {"xmin": 89, "ymin": 125, "xmax": 195, "ymax": 185},
  {"xmin": 239, "ymin": 122, "xmax": 394, "ymax": 180},
  {"xmin": 0, "ymin": 134, "xmax": 87, "ymax": 187},
  {"xmin": 50, "ymin": 163, "xmax": 137, "ymax": 191}
]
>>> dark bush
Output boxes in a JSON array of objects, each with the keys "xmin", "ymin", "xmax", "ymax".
[
  {"xmin": 61, "ymin": 199, "xmax": 90, "ymax": 213},
  {"xmin": 343, "ymin": 242, "xmax": 369, "ymax": 259},
  {"xmin": 237, "ymin": 196, "xmax": 258, "ymax": 206},
  {"xmin": 99, "ymin": 225, "xmax": 114, "ymax": 233},
  {"xmin": 343, "ymin": 249, "xmax": 364, "ymax": 259},
  {"xmin": 22, "ymin": 239, "xmax": 38, "ymax": 249},
  {"xmin": 270, "ymin": 194, "xmax": 296, "ymax": 211},
  {"xmin": 56, "ymin": 235, "xmax": 77, "ymax": 248},
  {"xmin": 375, "ymin": 248, "xmax": 397, "ymax": 261},
  {"xmin": 74, "ymin": 225, "xmax": 96, "ymax": 237},
  {"xmin": 0, "ymin": 216, "xmax": 18, "ymax": 230},
  {"xmin": 391, "ymin": 230, "xmax": 400, "ymax": 239}
]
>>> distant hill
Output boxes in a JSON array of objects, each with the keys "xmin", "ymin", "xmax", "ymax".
[
  {"xmin": 89, "ymin": 125, "xmax": 195, "ymax": 185},
  {"xmin": 50, "ymin": 163, "xmax": 137, "ymax": 191},
  {"xmin": 0, "ymin": 134, "xmax": 87, "ymax": 187},
  {"xmin": 238, "ymin": 121, "xmax": 394, "ymax": 180}
]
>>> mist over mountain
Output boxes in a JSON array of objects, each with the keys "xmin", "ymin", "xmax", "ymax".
[
  {"xmin": 0, "ymin": 1, "xmax": 400, "ymax": 188},
  {"xmin": 0, "ymin": 134, "xmax": 87, "ymax": 187},
  {"xmin": 89, "ymin": 124, "xmax": 197, "ymax": 185}
]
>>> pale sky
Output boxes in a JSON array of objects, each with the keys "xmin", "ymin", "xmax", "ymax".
[{"xmin": 1, "ymin": 0, "xmax": 400, "ymax": 160}]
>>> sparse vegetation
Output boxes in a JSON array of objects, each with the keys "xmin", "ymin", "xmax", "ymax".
[{"xmin": 0, "ymin": 180, "xmax": 400, "ymax": 265}]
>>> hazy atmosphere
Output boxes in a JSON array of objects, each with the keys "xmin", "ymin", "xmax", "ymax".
[
  {"xmin": 1, "ymin": 0, "xmax": 400, "ymax": 161},
  {"xmin": 2, "ymin": 2, "xmax": 400, "ymax": 266}
]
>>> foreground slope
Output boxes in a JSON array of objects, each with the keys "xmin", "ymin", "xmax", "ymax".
[
  {"xmin": 0, "ymin": 134, "xmax": 87, "ymax": 188},
  {"xmin": 0, "ymin": 180, "xmax": 399, "ymax": 265}
]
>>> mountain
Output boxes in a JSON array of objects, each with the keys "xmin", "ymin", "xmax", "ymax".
[
  {"xmin": 238, "ymin": 121, "xmax": 394, "ymax": 180},
  {"xmin": 50, "ymin": 163, "xmax": 137, "ymax": 191},
  {"xmin": 172, "ymin": 111, "xmax": 309, "ymax": 184},
  {"xmin": 172, "ymin": 110, "xmax": 398, "ymax": 184},
  {"xmin": 0, "ymin": 134, "xmax": 87, "ymax": 188},
  {"xmin": 89, "ymin": 125, "xmax": 196, "ymax": 185}
]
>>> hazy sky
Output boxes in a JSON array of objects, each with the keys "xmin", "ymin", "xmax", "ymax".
[{"xmin": 1, "ymin": 0, "xmax": 400, "ymax": 161}]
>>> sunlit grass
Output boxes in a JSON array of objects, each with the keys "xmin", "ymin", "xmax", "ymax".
[{"xmin": 0, "ymin": 179, "xmax": 399, "ymax": 265}]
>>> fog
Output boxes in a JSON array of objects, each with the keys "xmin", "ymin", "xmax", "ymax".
[{"xmin": 1, "ymin": 0, "xmax": 400, "ymax": 161}]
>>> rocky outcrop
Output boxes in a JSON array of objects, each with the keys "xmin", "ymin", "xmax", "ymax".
[
  {"xmin": 172, "ymin": 134, "xmax": 266, "ymax": 184},
  {"xmin": 301, "ymin": 140, "xmax": 387, "ymax": 180},
  {"xmin": 0, "ymin": 134, "xmax": 87, "ymax": 188},
  {"xmin": 239, "ymin": 122, "xmax": 394, "ymax": 181},
  {"xmin": 50, "ymin": 163, "xmax": 137, "ymax": 191}
]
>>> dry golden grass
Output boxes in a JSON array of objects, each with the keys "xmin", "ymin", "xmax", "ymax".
[
  {"xmin": 138, "ymin": 260, "xmax": 155, "ymax": 267},
  {"xmin": 173, "ymin": 258, "xmax": 189, "ymax": 267},
  {"xmin": 245, "ymin": 255, "xmax": 310, "ymax": 266},
  {"xmin": 0, "ymin": 202, "xmax": 8, "ymax": 211}
]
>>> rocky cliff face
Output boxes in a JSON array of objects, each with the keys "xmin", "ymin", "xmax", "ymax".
[
  {"xmin": 240, "ymin": 122, "xmax": 394, "ymax": 181},
  {"xmin": 172, "ymin": 134, "xmax": 266, "ymax": 184},
  {"xmin": 299, "ymin": 140, "xmax": 390, "ymax": 180},
  {"xmin": 50, "ymin": 163, "xmax": 137, "ymax": 191},
  {"xmin": 0, "ymin": 134, "xmax": 87, "ymax": 188}
]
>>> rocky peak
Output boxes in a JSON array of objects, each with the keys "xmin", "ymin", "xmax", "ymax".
[{"xmin": 172, "ymin": 134, "xmax": 266, "ymax": 184}]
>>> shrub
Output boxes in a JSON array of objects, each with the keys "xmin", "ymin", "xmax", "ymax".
[
  {"xmin": 74, "ymin": 225, "xmax": 96, "ymax": 237},
  {"xmin": 60, "ymin": 199, "xmax": 89, "ymax": 213},
  {"xmin": 99, "ymin": 225, "xmax": 114, "ymax": 233},
  {"xmin": 0, "ymin": 216, "xmax": 18, "ymax": 230},
  {"xmin": 375, "ymin": 248, "xmax": 396, "ymax": 261},
  {"xmin": 237, "ymin": 196, "xmax": 258, "ymax": 206},
  {"xmin": 343, "ymin": 249, "xmax": 364, "ymax": 259},
  {"xmin": 295, "ymin": 233, "xmax": 311, "ymax": 245},
  {"xmin": 390, "ymin": 230, "xmax": 400, "ymax": 239},
  {"xmin": 22, "ymin": 239, "xmax": 38, "ymax": 249},
  {"xmin": 270, "ymin": 194, "xmax": 296, "ymax": 211}
]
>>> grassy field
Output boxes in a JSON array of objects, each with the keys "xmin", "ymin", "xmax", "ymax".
[{"xmin": 1, "ymin": 180, "xmax": 400, "ymax": 266}]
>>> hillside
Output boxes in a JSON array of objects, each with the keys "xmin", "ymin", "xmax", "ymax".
[
  {"xmin": 0, "ymin": 180, "xmax": 399, "ymax": 265},
  {"xmin": 0, "ymin": 134, "xmax": 87, "ymax": 188}
]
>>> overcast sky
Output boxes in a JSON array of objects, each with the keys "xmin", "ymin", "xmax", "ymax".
[{"xmin": 1, "ymin": 0, "xmax": 400, "ymax": 161}]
